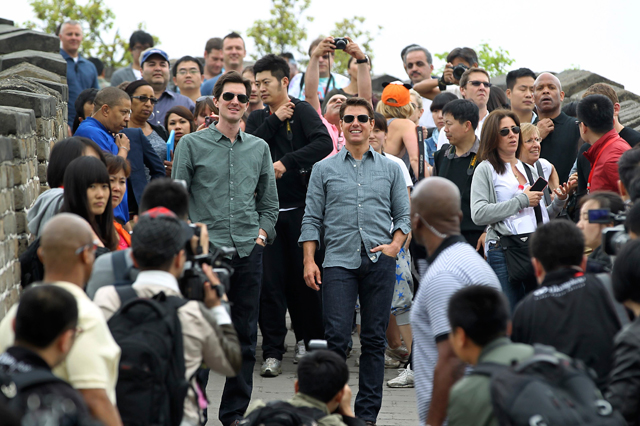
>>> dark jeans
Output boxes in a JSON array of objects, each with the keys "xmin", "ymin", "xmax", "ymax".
[
  {"xmin": 218, "ymin": 244, "xmax": 264, "ymax": 426},
  {"xmin": 487, "ymin": 241, "xmax": 525, "ymax": 311},
  {"xmin": 323, "ymin": 252, "xmax": 395, "ymax": 422},
  {"xmin": 259, "ymin": 208, "xmax": 324, "ymax": 361}
]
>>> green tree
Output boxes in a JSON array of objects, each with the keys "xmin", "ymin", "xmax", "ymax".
[
  {"xmin": 433, "ymin": 43, "xmax": 515, "ymax": 77},
  {"xmin": 246, "ymin": 0, "xmax": 313, "ymax": 60},
  {"xmin": 330, "ymin": 17, "xmax": 382, "ymax": 75},
  {"xmin": 23, "ymin": 0, "xmax": 158, "ymax": 71}
]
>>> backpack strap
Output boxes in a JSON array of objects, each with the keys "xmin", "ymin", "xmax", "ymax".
[
  {"xmin": 10, "ymin": 368, "xmax": 67, "ymax": 392},
  {"xmin": 111, "ymin": 250, "xmax": 131, "ymax": 283},
  {"xmin": 596, "ymin": 272, "xmax": 630, "ymax": 327},
  {"xmin": 115, "ymin": 285, "xmax": 138, "ymax": 306},
  {"xmin": 471, "ymin": 362, "xmax": 507, "ymax": 377},
  {"xmin": 534, "ymin": 160, "xmax": 552, "ymax": 206}
]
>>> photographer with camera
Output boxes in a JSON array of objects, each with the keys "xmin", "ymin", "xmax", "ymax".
[
  {"xmin": 94, "ymin": 208, "xmax": 241, "ymax": 426},
  {"xmin": 412, "ymin": 47, "xmax": 478, "ymax": 102}
]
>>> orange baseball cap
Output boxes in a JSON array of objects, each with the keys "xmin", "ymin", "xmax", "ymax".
[{"xmin": 381, "ymin": 81, "xmax": 412, "ymax": 107}]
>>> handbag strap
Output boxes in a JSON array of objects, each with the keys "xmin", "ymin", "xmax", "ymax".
[{"xmin": 522, "ymin": 163, "xmax": 543, "ymax": 225}]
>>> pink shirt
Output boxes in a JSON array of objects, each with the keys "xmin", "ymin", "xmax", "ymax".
[{"xmin": 317, "ymin": 107, "xmax": 341, "ymax": 158}]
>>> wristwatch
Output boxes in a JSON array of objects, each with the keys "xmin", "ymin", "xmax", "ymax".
[
  {"xmin": 438, "ymin": 76, "xmax": 447, "ymax": 91},
  {"xmin": 356, "ymin": 55, "xmax": 369, "ymax": 64},
  {"xmin": 258, "ymin": 235, "xmax": 267, "ymax": 244}
]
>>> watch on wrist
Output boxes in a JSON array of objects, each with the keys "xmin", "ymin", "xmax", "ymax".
[
  {"xmin": 438, "ymin": 76, "xmax": 447, "ymax": 91},
  {"xmin": 356, "ymin": 55, "xmax": 369, "ymax": 64},
  {"xmin": 258, "ymin": 234, "xmax": 267, "ymax": 243}
]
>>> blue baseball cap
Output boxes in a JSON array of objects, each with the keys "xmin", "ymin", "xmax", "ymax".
[{"xmin": 141, "ymin": 48, "xmax": 169, "ymax": 65}]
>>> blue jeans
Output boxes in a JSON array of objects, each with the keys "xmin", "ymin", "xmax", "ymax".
[
  {"xmin": 487, "ymin": 242, "xmax": 524, "ymax": 311},
  {"xmin": 323, "ymin": 252, "xmax": 395, "ymax": 422}
]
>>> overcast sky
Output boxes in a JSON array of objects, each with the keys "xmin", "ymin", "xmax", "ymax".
[{"xmin": 8, "ymin": 0, "xmax": 640, "ymax": 95}]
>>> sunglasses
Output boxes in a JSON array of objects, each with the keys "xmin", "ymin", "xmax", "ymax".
[
  {"xmin": 222, "ymin": 92, "xmax": 249, "ymax": 103},
  {"xmin": 132, "ymin": 95, "xmax": 159, "ymax": 104},
  {"xmin": 468, "ymin": 80, "xmax": 492, "ymax": 88},
  {"xmin": 342, "ymin": 114, "xmax": 371, "ymax": 124},
  {"xmin": 499, "ymin": 126, "xmax": 521, "ymax": 137}
]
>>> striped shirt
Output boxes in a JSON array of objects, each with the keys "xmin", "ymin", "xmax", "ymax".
[{"xmin": 411, "ymin": 235, "xmax": 501, "ymax": 424}]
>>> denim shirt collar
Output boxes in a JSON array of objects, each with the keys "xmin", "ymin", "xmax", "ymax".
[
  {"xmin": 339, "ymin": 145, "xmax": 376, "ymax": 162},
  {"xmin": 207, "ymin": 123, "xmax": 245, "ymax": 144}
]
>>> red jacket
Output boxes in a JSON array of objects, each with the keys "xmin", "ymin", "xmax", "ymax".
[{"xmin": 583, "ymin": 129, "xmax": 630, "ymax": 193}]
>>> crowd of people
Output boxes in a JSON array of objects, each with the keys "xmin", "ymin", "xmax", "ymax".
[{"xmin": 4, "ymin": 17, "xmax": 640, "ymax": 426}]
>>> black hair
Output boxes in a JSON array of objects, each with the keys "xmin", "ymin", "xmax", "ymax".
[
  {"xmin": 505, "ymin": 68, "xmax": 536, "ymax": 91},
  {"xmin": 88, "ymin": 57, "xmax": 104, "ymax": 75},
  {"xmin": 47, "ymin": 137, "xmax": 106, "ymax": 188},
  {"xmin": 61, "ymin": 156, "xmax": 118, "ymax": 251},
  {"xmin": 577, "ymin": 94, "xmax": 614, "ymax": 135},
  {"xmin": 212, "ymin": 70, "xmax": 252, "ymax": 101},
  {"xmin": 105, "ymin": 152, "xmax": 131, "ymax": 178},
  {"xmin": 279, "ymin": 52, "xmax": 295, "ymax": 61},
  {"xmin": 172, "ymin": 55, "xmax": 204, "ymax": 78},
  {"xmin": 626, "ymin": 201, "xmax": 640, "ymax": 236},
  {"xmin": 430, "ymin": 92, "xmax": 458, "ymax": 112},
  {"xmin": 72, "ymin": 88, "xmax": 99, "ymax": 133},
  {"xmin": 618, "ymin": 147, "xmax": 640, "ymax": 193},
  {"xmin": 124, "ymin": 79, "xmax": 152, "ymax": 98},
  {"xmin": 15, "ymin": 286, "xmax": 78, "ymax": 349},
  {"xmin": 579, "ymin": 191, "xmax": 626, "ymax": 222},
  {"xmin": 129, "ymin": 30, "xmax": 154, "ymax": 49},
  {"xmin": 530, "ymin": 220, "xmax": 585, "ymax": 272},
  {"xmin": 253, "ymin": 54, "xmax": 290, "ymax": 82},
  {"xmin": 562, "ymin": 101, "xmax": 579, "ymax": 118},
  {"xmin": 373, "ymin": 112, "xmax": 388, "ymax": 133},
  {"xmin": 628, "ymin": 176, "xmax": 640, "ymax": 203},
  {"xmin": 139, "ymin": 178, "xmax": 189, "ymax": 219},
  {"xmin": 297, "ymin": 350, "xmax": 349, "ymax": 403},
  {"xmin": 447, "ymin": 286, "xmax": 509, "ymax": 346},
  {"xmin": 612, "ymin": 239, "xmax": 640, "ymax": 303},
  {"xmin": 446, "ymin": 47, "xmax": 478, "ymax": 67},
  {"xmin": 442, "ymin": 99, "xmax": 479, "ymax": 130},
  {"xmin": 487, "ymin": 86, "xmax": 510, "ymax": 112},
  {"xmin": 339, "ymin": 97, "xmax": 374, "ymax": 119}
]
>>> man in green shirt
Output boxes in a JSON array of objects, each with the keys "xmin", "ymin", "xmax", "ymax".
[
  {"xmin": 446, "ymin": 285, "xmax": 533, "ymax": 426},
  {"xmin": 172, "ymin": 70, "xmax": 279, "ymax": 426}
]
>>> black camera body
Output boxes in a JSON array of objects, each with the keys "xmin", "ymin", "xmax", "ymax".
[
  {"xmin": 333, "ymin": 37, "xmax": 348, "ymax": 50},
  {"xmin": 588, "ymin": 208, "xmax": 629, "ymax": 256},
  {"xmin": 179, "ymin": 247, "xmax": 236, "ymax": 302},
  {"xmin": 452, "ymin": 64, "xmax": 469, "ymax": 81}
]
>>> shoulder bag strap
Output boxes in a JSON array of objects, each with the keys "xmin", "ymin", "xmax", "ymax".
[
  {"xmin": 115, "ymin": 285, "xmax": 138, "ymax": 306},
  {"xmin": 522, "ymin": 163, "xmax": 543, "ymax": 224}
]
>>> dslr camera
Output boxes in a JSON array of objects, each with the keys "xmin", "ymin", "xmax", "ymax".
[
  {"xmin": 333, "ymin": 37, "xmax": 348, "ymax": 50},
  {"xmin": 452, "ymin": 63, "xmax": 469, "ymax": 81},
  {"xmin": 588, "ymin": 208, "xmax": 630, "ymax": 256}
]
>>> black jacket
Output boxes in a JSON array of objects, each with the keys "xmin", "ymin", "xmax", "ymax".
[
  {"xmin": 607, "ymin": 317, "xmax": 640, "ymax": 426},
  {"xmin": 245, "ymin": 97, "xmax": 333, "ymax": 209}
]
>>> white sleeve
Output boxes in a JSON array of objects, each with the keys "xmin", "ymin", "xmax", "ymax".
[{"xmin": 540, "ymin": 158, "xmax": 553, "ymax": 180}]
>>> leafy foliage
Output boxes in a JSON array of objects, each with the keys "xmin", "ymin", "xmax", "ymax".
[{"xmin": 433, "ymin": 43, "xmax": 515, "ymax": 77}]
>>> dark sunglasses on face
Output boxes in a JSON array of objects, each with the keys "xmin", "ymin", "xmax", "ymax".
[
  {"xmin": 469, "ymin": 80, "xmax": 492, "ymax": 88},
  {"xmin": 222, "ymin": 92, "xmax": 249, "ymax": 103},
  {"xmin": 132, "ymin": 95, "xmax": 159, "ymax": 104},
  {"xmin": 342, "ymin": 114, "xmax": 371, "ymax": 124},
  {"xmin": 499, "ymin": 126, "xmax": 521, "ymax": 137}
]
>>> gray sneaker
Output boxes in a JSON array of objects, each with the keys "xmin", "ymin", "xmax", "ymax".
[
  {"xmin": 260, "ymin": 358, "xmax": 282, "ymax": 377},
  {"xmin": 293, "ymin": 340, "xmax": 307, "ymax": 364}
]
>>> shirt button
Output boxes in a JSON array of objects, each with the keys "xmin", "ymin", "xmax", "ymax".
[
  {"xmin": 370, "ymin": 256, "xmax": 376, "ymax": 261},
  {"xmin": 230, "ymin": 198, "xmax": 233, "ymax": 200},
  {"xmin": 230, "ymin": 215, "xmax": 233, "ymax": 218},
  {"xmin": 358, "ymin": 183, "xmax": 361, "ymax": 186},
  {"xmin": 357, "ymin": 248, "xmax": 360, "ymax": 252},
  {"xmin": 353, "ymin": 165, "xmax": 356, "ymax": 167},
  {"xmin": 359, "ymin": 204, "xmax": 361, "ymax": 207}
]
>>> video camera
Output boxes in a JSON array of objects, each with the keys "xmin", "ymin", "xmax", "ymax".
[{"xmin": 588, "ymin": 209, "xmax": 630, "ymax": 256}]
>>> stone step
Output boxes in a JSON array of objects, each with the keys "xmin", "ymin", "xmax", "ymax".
[
  {"xmin": 0, "ymin": 50, "xmax": 66, "ymax": 77},
  {"xmin": 0, "ymin": 29, "xmax": 59, "ymax": 55}
]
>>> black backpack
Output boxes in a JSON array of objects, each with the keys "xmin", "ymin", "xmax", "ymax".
[
  {"xmin": 108, "ymin": 286, "xmax": 189, "ymax": 426},
  {"xmin": 239, "ymin": 401, "xmax": 326, "ymax": 426},
  {"xmin": 473, "ymin": 344, "xmax": 626, "ymax": 426},
  {"xmin": 19, "ymin": 237, "xmax": 43, "ymax": 288}
]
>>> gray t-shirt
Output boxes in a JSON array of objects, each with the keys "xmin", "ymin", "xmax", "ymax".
[{"xmin": 145, "ymin": 130, "xmax": 167, "ymax": 181}]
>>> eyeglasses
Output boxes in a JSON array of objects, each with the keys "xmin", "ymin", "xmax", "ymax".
[
  {"xmin": 132, "ymin": 95, "xmax": 158, "ymax": 105},
  {"xmin": 177, "ymin": 69, "xmax": 201, "ymax": 76},
  {"xmin": 342, "ymin": 114, "xmax": 371, "ymax": 124},
  {"xmin": 74, "ymin": 240, "xmax": 100, "ymax": 255},
  {"xmin": 221, "ymin": 92, "xmax": 249, "ymax": 103},
  {"xmin": 524, "ymin": 137, "xmax": 542, "ymax": 144},
  {"xmin": 499, "ymin": 126, "xmax": 521, "ymax": 137},
  {"xmin": 415, "ymin": 213, "xmax": 448, "ymax": 238},
  {"xmin": 468, "ymin": 80, "xmax": 492, "ymax": 88}
]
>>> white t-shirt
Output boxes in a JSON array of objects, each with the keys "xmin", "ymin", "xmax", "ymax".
[
  {"xmin": 385, "ymin": 153, "xmax": 413, "ymax": 188},
  {"xmin": 132, "ymin": 68, "xmax": 142, "ymax": 80},
  {"xmin": 288, "ymin": 72, "xmax": 350, "ymax": 101},
  {"xmin": 419, "ymin": 97, "xmax": 436, "ymax": 128},
  {"xmin": 436, "ymin": 112, "xmax": 486, "ymax": 150}
]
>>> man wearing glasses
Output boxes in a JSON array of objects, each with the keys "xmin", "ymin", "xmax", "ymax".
[
  {"xmin": 140, "ymin": 48, "xmax": 195, "ymax": 126},
  {"xmin": 172, "ymin": 71, "xmax": 279, "ymax": 426},
  {"xmin": 435, "ymin": 67, "xmax": 492, "ymax": 150},
  {"xmin": 300, "ymin": 97, "xmax": 411, "ymax": 425},
  {"xmin": 172, "ymin": 56, "xmax": 204, "ymax": 103}
]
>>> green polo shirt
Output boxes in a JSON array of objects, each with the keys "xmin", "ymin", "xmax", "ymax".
[{"xmin": 172, "ymin": 124, "xmax": 279, "ymax": 258}]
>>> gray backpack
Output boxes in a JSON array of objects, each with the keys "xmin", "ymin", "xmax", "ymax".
[{"xmin": 472, "ymin": 344, "xmax": 625, "ymax": 426}]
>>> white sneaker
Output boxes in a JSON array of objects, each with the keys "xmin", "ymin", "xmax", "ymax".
[
  {"xmin": 387, "ymin": 366, "xmax": 414, "ymax": 388},
  {"xmin": 260, "ymin": 358, "xmax": 282, "ymax": 377},
  {"xmin": 385, "ymin": 353, "xmax": 401, "ymax": 369},
  {"xmin": 293, "ymin": 340, "xmax": 307, "ymax": 364}
]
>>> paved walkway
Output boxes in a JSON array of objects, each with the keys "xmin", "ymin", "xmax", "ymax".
[{"xmin": 205, "ymin": 323, "xmax": 418, "ymax": 426}]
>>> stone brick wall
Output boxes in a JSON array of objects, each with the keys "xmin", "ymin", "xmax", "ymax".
[{"xmin": 0, "ymin": 18, "xmax": 67, "ymax": 319}]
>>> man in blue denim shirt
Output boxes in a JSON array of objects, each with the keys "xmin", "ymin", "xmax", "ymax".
[{"xmin": 299, "ymin": 97, "xmax": 411, "ymax": 425}]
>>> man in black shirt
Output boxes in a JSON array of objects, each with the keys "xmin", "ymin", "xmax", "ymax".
[
  {"xmin": 533, "ymin": 73, "xmax": 582, "ymax": 183},
  {"xmin": 246, "ymin": 54, "xmax": 333, "ymax": 379},
  {"xmin": 433, "ymin": 99, "xmax": 484, "ymax": 249},
  {"xmin": 1, "ymin": 285, "xmax": 89, "ymax": 421},
  {"xmin": 511, "ymin": 220, "xmax": 621, "ymax": 390}
]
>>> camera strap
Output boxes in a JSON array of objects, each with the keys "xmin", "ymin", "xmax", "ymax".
[
  {"xmin": 417, "ymin": 126, "xmax": 425, "ymax": 180},
  {"xmin": 587, "ymin": 138, "xmax": 616, "ymax": 193},
  {"xmin": 523, "ymin": 163, "xmax": 543, "ymax": 225}
]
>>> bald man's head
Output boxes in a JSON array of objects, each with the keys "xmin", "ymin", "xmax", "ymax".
[
  {"xmin": 411, "ymin": 177, "xmax": 462, "ymax": 238},
  {"xmin": 39, "ymin": 213, "xmax": 94, "ymax": 272},
  {"xmin": 534, "ymin": 72, "xmax": 564, "ymax": 115}
]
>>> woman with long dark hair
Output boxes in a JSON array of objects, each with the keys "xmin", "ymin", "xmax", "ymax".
[
  {"xmin": 61, "ymin": 156, "xmax": 118, "ymax": 253},
  {"xmin": 104, "ymin": 153, "xmax": 132, "ymax": 250},
  {"xmin": 470, "ymin": 109, "xmax": 569, "ymax": 308},
  {"xmin": 163, "ymin": 106, "xmax": 196, "ymax": 176}
]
